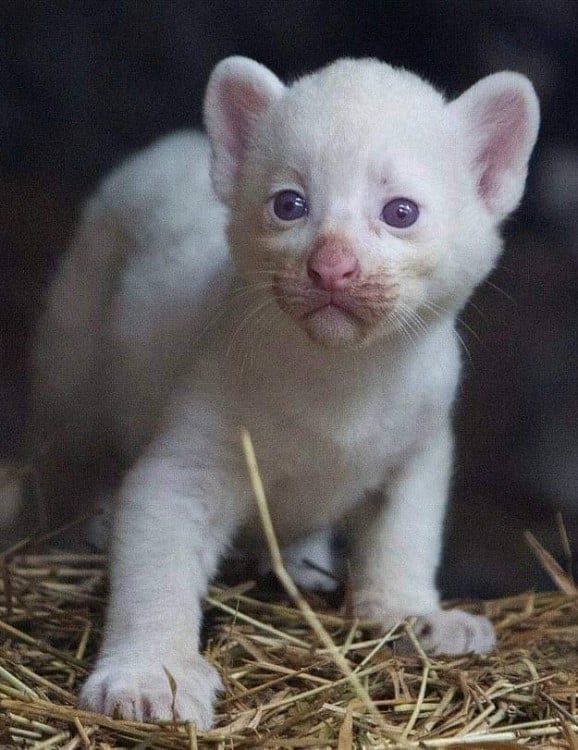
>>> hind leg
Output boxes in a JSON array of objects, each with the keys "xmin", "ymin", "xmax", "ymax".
[{"xmin": 259, "ymin": 527, "xmax": 341, "ymax": 591}]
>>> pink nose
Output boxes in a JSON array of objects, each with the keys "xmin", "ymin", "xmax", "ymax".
[{"xmin": 307, "ymin": 240, "xmax": 360, "ymax": 291}]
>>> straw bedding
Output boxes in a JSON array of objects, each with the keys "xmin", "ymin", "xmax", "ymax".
[
  {"xmin": 1, "ymin": 544, "xmax": 577, "ymax": 749},
  {"xmin": 1, "ymin": 441, "xmax": 577, "ymax": 749}
]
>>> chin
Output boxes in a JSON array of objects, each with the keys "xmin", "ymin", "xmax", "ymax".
[{"xmin": 298, "ymin": 306, "xmax": 373, "ymax": 349}]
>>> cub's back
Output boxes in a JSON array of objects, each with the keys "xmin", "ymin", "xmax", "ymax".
[{"xmin": 33, "ymin": 130, "xmax": 230, "ymax": 459}]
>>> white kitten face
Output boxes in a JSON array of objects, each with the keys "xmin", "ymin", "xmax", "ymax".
[{"xmin": 206, "ymin": 58, "xmax": 539, "ymax": 348}]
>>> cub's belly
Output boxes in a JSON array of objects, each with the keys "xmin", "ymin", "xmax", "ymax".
[
  {"xmin": 242, "ymin": 446, "xmax": 395, "ymax": 544},
  {"xmin": 263, "ymin": 475, "xmax": 366, "ymax": 543}
]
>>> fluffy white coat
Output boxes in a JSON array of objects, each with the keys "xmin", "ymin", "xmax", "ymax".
[{"xmin": 32, "ymin": 57, "xmax": 540, "ymax": 728}]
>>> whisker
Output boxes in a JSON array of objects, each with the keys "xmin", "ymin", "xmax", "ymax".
[
  {"xmin": 392, "ymin": 307, "xmax": 419, "ymax": 353},
  {"xmin": 225, "ymin": 297, "xmax": 277, "ymax": 363},
  {"xmin": 399, "ymin": 300, "xmax": 474, "ymax": 367},
  {"xmin": 455, "ymin": 316, "xmax": 481, "ymax": 344},
  {"xmin": 484, "ymin": 279, "xmax": 516, "ymax": 304},
  {"xmin": 227, "ymin": 281, "xmax": 275, "ymax": 297},
  {"xmin": 237, "ymin": 301, "xmax": 281, "ymax": 376},
  {"xmin": 248, "ymin": 305, "xmax": 287, "ymax": 373},
  {"xmin": 401, "ymin": 304, "xmax": 429, "ymax": 338},
  {"xmin": 421, "ymin": 300, "xmax": 481, "ymax": 346},
  {"xmin": 188, "ymin": 281, "xmax": 275, "ymax": 347},
  {"xmin": 243, "ymin": 269, "xmax": 282, "ymax": 278},
  {"xmin": 453, "ymin": 328, "xmax": 474, "ymax": 366},
  {"xmin": 464, "ymin": 298, "xmax": 487, "ymax": 322}
]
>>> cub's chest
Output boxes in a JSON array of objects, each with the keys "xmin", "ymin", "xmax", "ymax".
[
  {"xmin": 241, "ymin": 405, "xmax": 420, "ymax": 540},
  {"xmin": 248, "ymin": 398, "xmax": 420, "ymax": 489}
]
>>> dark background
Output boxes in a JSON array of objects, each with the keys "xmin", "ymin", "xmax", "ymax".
[{"xmin": 0, "ymin": 0, "xmax": 576, "ymax": 597}]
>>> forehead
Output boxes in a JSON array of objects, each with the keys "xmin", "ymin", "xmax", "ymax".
[{"xmin": 259, "ymin": 60, "xmax": 453, "ymax": 181}]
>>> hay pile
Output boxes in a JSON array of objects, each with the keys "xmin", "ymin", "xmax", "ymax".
[{"xmin": 1, "ymin": 544, "xmax": 578, "ymax": 749}]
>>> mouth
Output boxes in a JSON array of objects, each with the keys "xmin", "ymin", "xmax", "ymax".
[
  {"xmin": 273, "ymin": 274, "xmax": 400, "ymax": 346},
  {"xmin": 303, "ymin": 293, "xmax": 358, "ymax": 319}
]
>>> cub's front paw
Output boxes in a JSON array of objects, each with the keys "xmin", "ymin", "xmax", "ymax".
[
  {"xmin": 407, "ymin": 609, "xmax": 496, "ymax": 655},
  {"xmin": 79, "ymin": 654, "xmax": 222, "ymax": 729},
  {"xmin": 354, "ymin": 594, "xmax": 495, "ymax": 656}
]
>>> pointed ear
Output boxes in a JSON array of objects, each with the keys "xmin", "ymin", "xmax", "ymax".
[
  {"xmin": 204, "ymin": 56, "xmax": 285, "ymax": 202},
  {"xmin": 450, "ymin": 72, "xmax": 540, "ymax": 217}
]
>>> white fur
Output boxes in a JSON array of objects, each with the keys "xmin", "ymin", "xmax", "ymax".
[
  {"xmin": 258, "ymin": 527, "xmax": 341, "ymax": 591},
  {"xmin": 32, "ymin": 57, "xmax": 539, "ymax": 728}
]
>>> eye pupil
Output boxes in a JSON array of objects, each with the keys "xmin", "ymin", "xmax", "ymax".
[
  {"xmin": 381, "ymin": 198, "xmax": 419, "ymax": 228},
  {"xmin": 273, "ymin": 191, "xmax": 308, "ymax": 221}
]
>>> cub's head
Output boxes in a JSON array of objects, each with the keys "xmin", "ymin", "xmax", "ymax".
[{"xmin": 204, "ymin": 57, "xmax": 539, "ymax": 349}]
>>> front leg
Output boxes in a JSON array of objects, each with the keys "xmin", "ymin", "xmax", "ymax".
[
  {"xmin": 348, "ymin": 424, "xmax": 495, "ymax": 655},
  {"xmin": 80, "ymin": 429, "xmax": 249, "ymax": 728}
]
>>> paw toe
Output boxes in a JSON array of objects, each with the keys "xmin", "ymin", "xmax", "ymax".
[
  {"xmin": 413, "ymin": 609, "xmax": 496, "ymax": 655},
  {"xmin": 79, "ymin": 657, "xmax": 221, "ymax": 729}
]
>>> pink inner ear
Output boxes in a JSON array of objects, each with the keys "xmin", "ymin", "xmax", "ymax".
[
  {"xmin": 476, "ymin": 91, "xmax": 528, "ymax": 203},
  {"xmin": 219, "ymin": 77, "xmax": 273, "ymax": 167}
]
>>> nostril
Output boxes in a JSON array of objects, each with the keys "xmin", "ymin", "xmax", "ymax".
[
  {"xmin": 343, "ymin": 260, "xmax": 360, "ymax": 280},
  {"xmin": 307, "ymin": 266, "xmax": 322, "ymax": 284}
]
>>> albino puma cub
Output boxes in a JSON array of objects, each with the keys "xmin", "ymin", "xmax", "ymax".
[{"xmin": 32, "ymin": 57, "xmax": 539, "ymax": 728}]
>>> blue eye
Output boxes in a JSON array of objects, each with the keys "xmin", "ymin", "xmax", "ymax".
[
  {"xmin": 381, "ymin": 198, "xmax": 419, "ymax": 228},
  {"xmin": 272, "ymin": 191, "xmax": 308, "ymax": 221}
]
